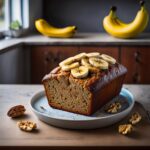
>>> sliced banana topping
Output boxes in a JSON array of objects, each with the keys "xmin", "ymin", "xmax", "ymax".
[
  {"xmin": 89, "ymin": 57, "xmax": 109, "ymax": 69},
  {"xmin": 81, "ymin": 58, "xmax": 99, "ymax": 72},
  {"xmin": 73, "ymin": 53, "xmax": 86, "ymax": 61},
  {"xmin": 86, "ymin": 52, "xmax": 100, "ymax": 58},
  {"xmin": 100, "ymin": 54, "xmax": 116, "ymax": 65},
  {"xmin": 81, "ymin": 58, "xmax": 91, "ymax": 67},
  {"xmin": 71, "ymin": 66, "xmax": 89, "ymax": 79},
  {"xmin": 59, "ymin": 57, "xmax": 75, "ymax": 67},
  {"xmin": 61, "ymin": 62, "xmax": 79, "ymax": 71},
  {"xmin": 59, "ymin": 52, "xmax": 116, "ymax": 78}
]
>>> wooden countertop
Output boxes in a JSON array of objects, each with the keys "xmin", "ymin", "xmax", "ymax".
[
  {"xmin": 0, "ymin": 84, "xmax": 150, "ymax": 149},
  {"xmin": 1, "ymin": 33, "xmax": 150, "ymax": 54}
]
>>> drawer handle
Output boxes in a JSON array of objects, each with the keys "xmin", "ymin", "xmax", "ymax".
[
  {"xmin": 134, "ymin": 51, "xmax": 141, "ymax": 63},
  {"xmin": 45, "ymin": 52, "xmax": 61, "ymax": 63},
  {"xmin": 45, "ymin": 56, "xmax": 50, "ymax": 62},
  {"xmin": 45, "ymin": 54, "xmax": 51, "ymax": 63},
  {"xmin": 133, "ymin": 72, "xmax": 140, "ymax": 83}
]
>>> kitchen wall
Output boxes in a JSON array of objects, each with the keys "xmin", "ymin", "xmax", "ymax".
[
  {"xmin": 43, "ymin": 0, "xmax": 150, "ymax": 32},
  {"xmin": 29, "ymin": 0, "xmax": 43, "ymax": 31}
]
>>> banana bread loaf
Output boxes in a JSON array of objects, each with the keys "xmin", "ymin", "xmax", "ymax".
[{"xmin": 42, "ymin": 52, "xmax": 127, "ymax": 115}]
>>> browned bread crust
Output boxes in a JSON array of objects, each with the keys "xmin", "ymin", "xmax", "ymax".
[{"xmin": 42, "ymin": 63, "xmax": 127, "ymax": 115}]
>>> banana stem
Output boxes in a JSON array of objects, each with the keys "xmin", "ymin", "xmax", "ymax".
[
  {"xmin": 111, "ymin": 6, "xmax": 117, "ymax": 12},
  {"xmin": 140, "ymin": 1, "xmax": 145, "ymax": 6},
  {"xmin": 140, "ymin": 1, "xmax": 145, "ymax": 12},
  {"xmin": 109, "ymin": 6, "xmax": 117, "ymax": 19}
]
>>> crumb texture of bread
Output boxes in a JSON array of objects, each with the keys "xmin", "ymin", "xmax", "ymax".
[
  {"xmin": 43, "ymin": 71, "xmax": 92, "ymax": 115},
  {"xmin": 43, "ymin": 63, "xmax": 127, "ymax": 116}
]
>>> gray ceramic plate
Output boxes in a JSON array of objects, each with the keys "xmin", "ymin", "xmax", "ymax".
[{"xmin": 30, "ymin": 88, "xmax": 134, "ymax": 129}]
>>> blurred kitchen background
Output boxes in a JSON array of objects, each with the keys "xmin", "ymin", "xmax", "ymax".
[{"xmin": 0, "ymin": 0, "xmax": 150, "ymax": 84}]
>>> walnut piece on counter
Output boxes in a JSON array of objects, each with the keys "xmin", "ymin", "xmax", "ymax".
[
  {"xmin": 106, "ymin": 102, "xmax": 122, "ymax": 113},
  {"xmin": 129, "ymin": 112, "xmax": 142, "ymax": 125},
  {"xmin": 17, "ymin": 120, "xmax": 37, "ymax": 132},
  {"xmin": 7, "ymin": 105, "xmax": 26, "ymax": 118},
  {"xmin": 118, "ymin": 124, "xmax": 133, "ymax": 135}
]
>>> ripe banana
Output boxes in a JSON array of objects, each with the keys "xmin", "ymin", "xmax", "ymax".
[
  {"xmin": 71, "ymin": 66, "xmax": 89, "ymax": 79},
  {"xmin": 103, "ymin": 1, "xmax": 149, "ymax": 38},
  {"xmin": 35, "ymin": 19, "xmax": 77, "ymax": 38}
]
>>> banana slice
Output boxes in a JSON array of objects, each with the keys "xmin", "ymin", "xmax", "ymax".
[
  {"xmin": 81, "ymin": 58, "xmax": 91, "ymax": 67},
  {"xmin": 61, "ymin": 62, "xmax": 79, "ymax": 71},
  {"xmin": 73, "ymin": 53, "xmax": 86, "ymax": 61},
  {"xmin": 100, "ymin": 54, "xmax": 116, "ymax": 65},
  {"xmin": 71, "ymin": 66, "xmax": 89, "ymax": 79},
  {"xmin": 86, "ymin": 52, "xmax": 100, "ymax": 58},
  {"xmin": 59, "ymin": 57, "xmax": 75, "ymax": 67},
  {"xmin": 81, "ymin": 58, "xmax": 99, "ymax": 72},
  {"xmin": 89, "ymin": 57, "xmax": 109, "ymax": 70}
]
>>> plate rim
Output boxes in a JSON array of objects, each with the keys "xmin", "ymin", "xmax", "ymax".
[{"xmin": 30, "ymin": 88, "xmax": 135, "ymax": 122}]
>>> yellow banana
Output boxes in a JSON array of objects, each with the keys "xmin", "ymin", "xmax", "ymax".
[
  {"xmin": 35, "ymin": 19, "xmax": 77, "ymax": 38},
  {"xmin": 103, "ymin": 1, "xmax": 149, "ymax": 38}
]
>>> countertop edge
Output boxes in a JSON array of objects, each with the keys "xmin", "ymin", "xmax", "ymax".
[{"xmin": 1, "ymin": 33, "xmax": 150, "ymax": 53}]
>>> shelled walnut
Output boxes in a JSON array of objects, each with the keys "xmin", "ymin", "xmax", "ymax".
[
  {"xmin": 17, "ymin": 120, "xmax": 37, "ymax": 132},
  {"xmin": 106, "ymin": 102, "xmax": 122, "ymax": 113},
  {"xmin": 129, "ymin": 112, "xmax": 142, "ymax": 125},
  {"xmin": 118, "ymin": 124, "xmax": 133, "ymax": 135},
  {"xmin": 7, "ymin": 105, "xmax": 26, "ymax": 118}
]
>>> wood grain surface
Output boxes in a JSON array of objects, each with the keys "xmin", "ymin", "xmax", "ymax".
[{"xmin": 0, "ymin": 84, "xmax": 150, "ymax": 149}]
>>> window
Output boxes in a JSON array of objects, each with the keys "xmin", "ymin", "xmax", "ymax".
[
  {"xmin": 0, "ymin": 0, "xmax": 29, "ymax": 32},
  {"xmin": 0, "ymin": 0, "xmax": 10, "ymax": 31},
  {"xmin": 0, "ymin": 0, "xmax": 5, "ymax": 31},
  {"xmin": 10, "ymin": 0, "xmax": 29, "ymax": 28}
]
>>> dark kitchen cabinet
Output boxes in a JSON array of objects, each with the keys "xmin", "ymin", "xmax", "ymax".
[
  {"xmin": 31, "ymin": 46, "xmax": 79, "ymax": 83},
  {"xmin": 30, "ymin": 45, "xmax": 150, "ymax": 84},
  {"xmin": 121, "ymin": 46, "xmax": 150, "ymax": 84},
  {"xmin": 31, "ymin": 46, "xmax": 119, "ymax": 83},
  {"xmin": 30, "ymin": 46, "xmax": 119, "ymax": 83},
  {"xmin": 79, "ymin": 46, "xmax": 119, "ymax": 61}
]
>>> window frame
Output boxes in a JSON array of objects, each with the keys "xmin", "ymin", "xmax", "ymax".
[
  {"xmin": 0, "ymin": 0, "xmax": 9, "ymax": 32},
  {"xmin": 5, "ymin": 0, "xmax": 11, "ymax": 30},
  {"xmin": 0, "ymin": 0, "xmax": 29, "ymax": 33}
]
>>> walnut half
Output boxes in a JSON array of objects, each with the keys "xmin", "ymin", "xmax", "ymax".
[
  {"xmin": 129, "ymin": 112, "xmax": 142, "ymax": 125},
  {"xmin": 106, "ymin": 102, "xmax": 122, "ymax": 113},
  {"xmin": 118, "ymin": 124, "xmax": 133, "ymax": 135},
  {"xmin": 7, "ymin": 105, "xmax": 26, "ymax": 118},
  {"xmin": 17, "ymin": 120, "xmax": 37, "ymax": 132}
]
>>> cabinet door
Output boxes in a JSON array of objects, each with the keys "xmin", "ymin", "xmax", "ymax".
[
  {"xmin": 121, "ymin": 46, "xmax": 150, "ymax": 84},
  {"xmin": 31, "ymin": 46, "xmax": 79, "ymax": 83},
  {"xmin": 79, "ymin": 46, "xmax": 119, "ymax": 62}
]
